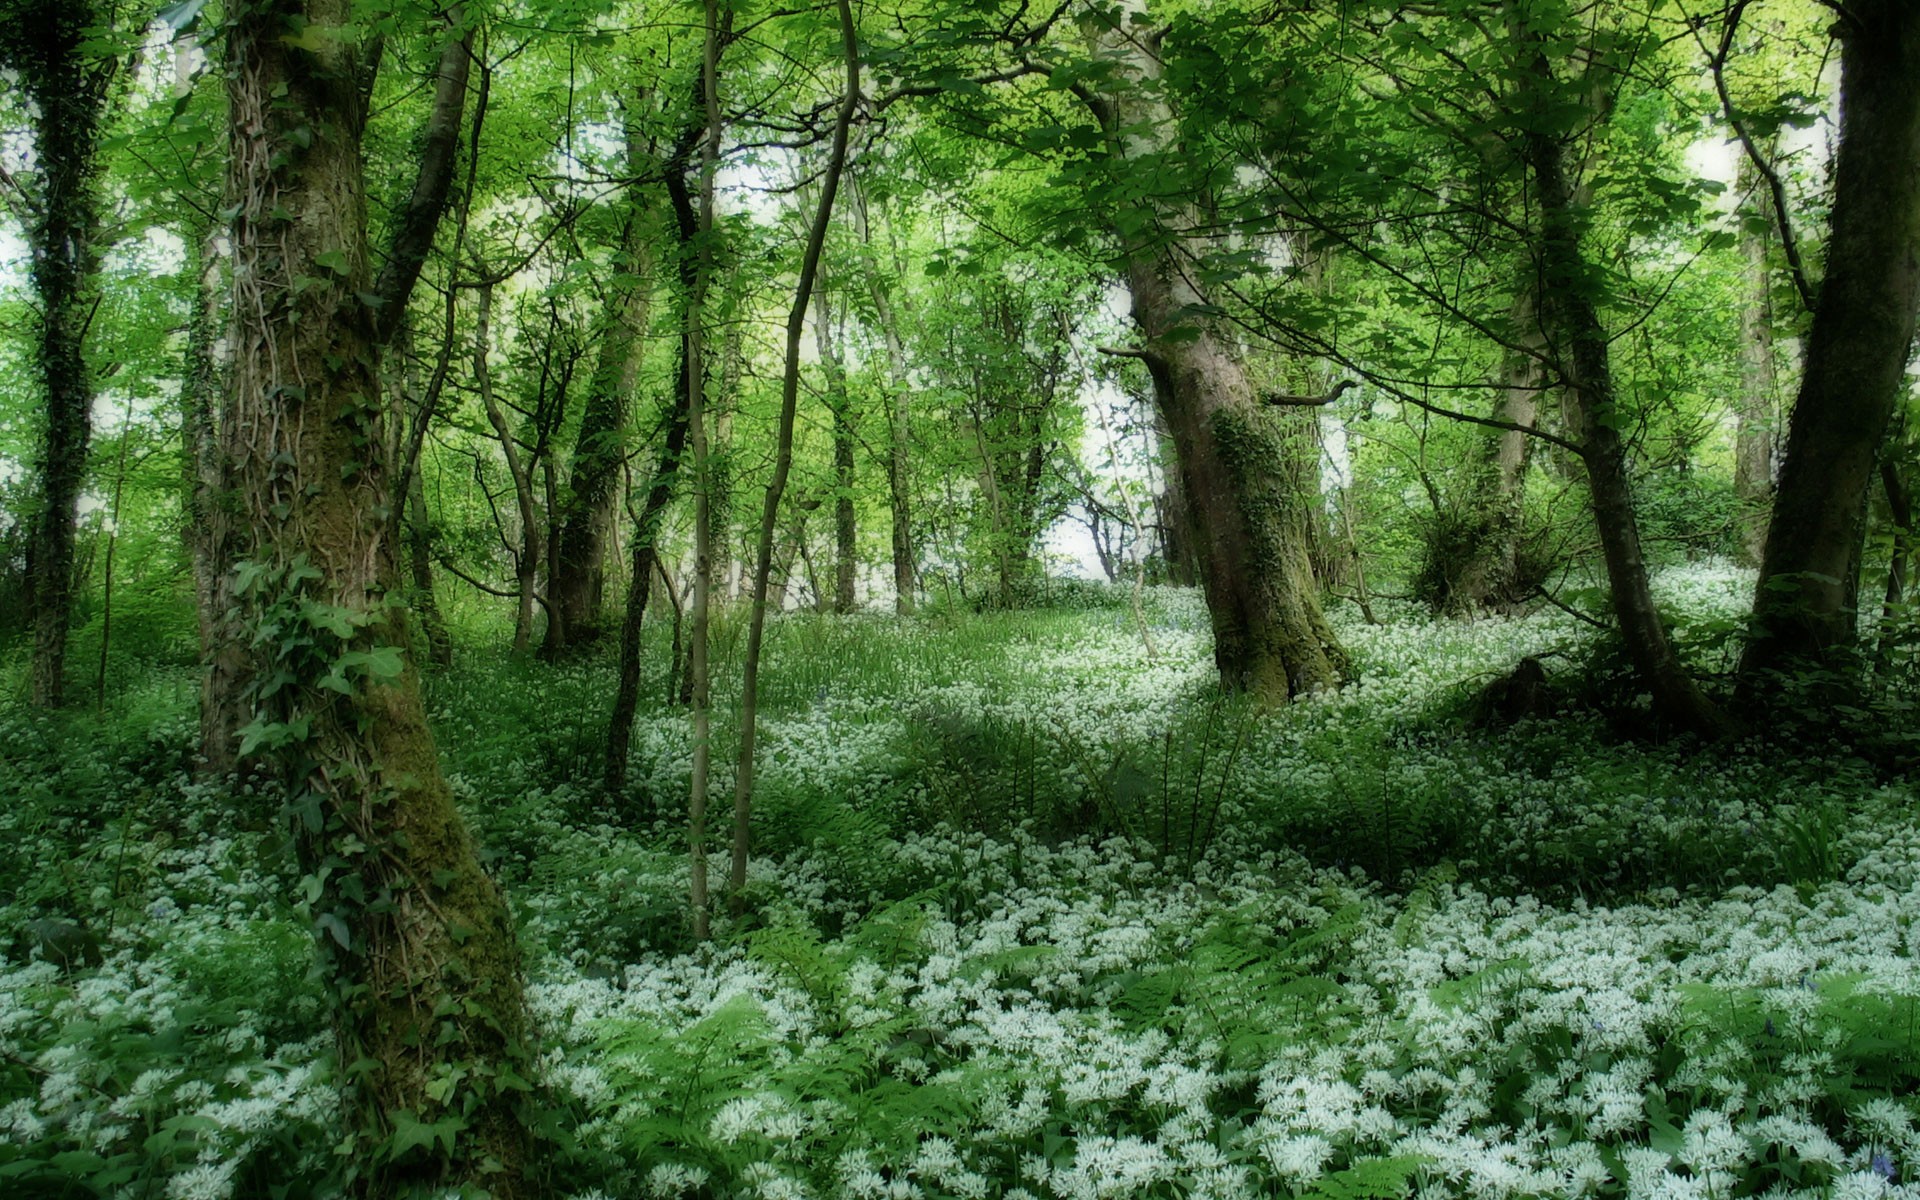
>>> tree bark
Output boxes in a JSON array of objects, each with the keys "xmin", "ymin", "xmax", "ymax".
[
  {"xmin": 603, "ymin": 131, "xmax": 706, "ymax": 799},
  {"xmin": 473, "ymin": 281, "xmax": 543, "ymax": 655},
  {"xmin": 1733, "ymin": 154, "xmax": 1779, "ymax": 567},
  {"xmin": 812, "ymin": 286, "xmax": 859, "ymax": 612},
  {"xmin": 1741, "ymin": 2, "xmax": 1920, "ymax": 689},
  {"xmin": 1518, "ymin": 48, "xmax": 1733, "ymax": 738},
  {"xmin": 730, "ymin": 0, "xmax": 859, "ymax": 910},
  {"xmin": 222, "ymin": 3, "xmax": 529, "ymax": 1191},
  {"xmin": 368, "ymin": 5, "xmax": 471, "ymax": 346},
  {"xmin": 546, "ymin": 114, "xmax": 655, "ymax": 653},
  {"xmin": 1436, "ymin": 284, "xmax": 1543, "ymax": 613},
  {"xmin": 1081, "ymin": 11, "xmax": 1345, "ymax": 700},
  {"xmin": 848, "ymin": 175, "xmax": 917, "ymax": 613},
  {"xmin": 9, "ymin": 0, "xmax": 109, "ymax": 709}
]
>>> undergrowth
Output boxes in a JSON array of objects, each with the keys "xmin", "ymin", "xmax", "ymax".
[{"xmin": 2, "ymin": 563, "xmax": 1916, "ymax": 1198}]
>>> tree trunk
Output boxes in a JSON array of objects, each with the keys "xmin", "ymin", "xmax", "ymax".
[
  {"xmin": 730, "ymin": 0, "xmax": 860, "ymax": 910},
  {"xmin": 473, "ymin": 281, "xmax": 542, "ymax": 655},
  {"xmin": 222, "ymin": 3, "xmax": 529, "ymax": 1191},
  {"xmin": 849, "ymin": 176, "xmax": 917, "ymax": 613},
  {"xmin": 604, "ymin": 142, "xmax": 706, "ymax": 798},
  {"xmin": 1439, "ymin": 285, "xmax": 1542, "ymax": 613},
  {"xmin": 182, "ymin": 223, "xmax": 249, "ymax": 772},
  {"xmin": 546, "ymin": 115, "xmax": 655, "ymax": 653},
  {"xmin": 1519, "ymin": 49, "xmax": 1733, "ymax": 738},
  {"xmin": 812, "ymin": 286, "xmax": 859, "ymax": 613},
  {"xmin": 12, "ymin": 0, "xmax": 108, "ymax": 709},
  {"xmin": 1080, "ymin": 11, "xmax": 1345, "ymax": 699},
  {"xmin": 1741, "ymin": 2, "xmax": 1920, "ymax": 689},
  {"xmin": 1149, "ymin": 404, "xmax": 1200, "ymax": 586},
  {"xmin": 710, "ymin": 314, "xmax": 743, "ymax": 600},
  {"xmin": 1733, "ymin": 155, "xmax": 1779, "ymax": 567},
  {"xmin": 406, "ymin": 466, "xmax": 453, "ymax": 667},
  {"xmin": 600, "ymin": 372, "xmax": 692, "ymax": 800}
]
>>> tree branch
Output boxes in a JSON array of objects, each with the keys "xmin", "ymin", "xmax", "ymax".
[
  {"xmin": 371, "ymin": 4, "xmax": 474, "ymax": 345},
  {"xmin": 1261, "ymin": 380, "xmax": 1359, "ymax": 407},
  {"xmin": 1699, "ymin": 0, "xmax": 1818, "ymax": 313}
]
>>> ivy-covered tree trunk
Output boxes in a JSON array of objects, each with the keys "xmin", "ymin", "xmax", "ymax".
[
  {"xmin": 222, "ymin": 3, "xmax": 530, "ymax": 1191},
  {"xmin": 547, "ymin": 115, "xmax": 655, "ymax": 654},
  {"xmin": 1082, "ymin": 12, "xmax": 1345, "ymax": 700},
  {"xmin": 7, "ymin": 0, "xmax": 108, "ymax": 709},
  {"xmin": 1741, "ymin": 1, "xmax": 1920, "ymax": 689},
  {"xmin": 181, "ymin": 222, "xmax": 251, "ymax": 769}
]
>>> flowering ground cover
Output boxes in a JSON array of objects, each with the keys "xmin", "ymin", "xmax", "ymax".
[{"xmin": 2, "ymin": 563, "xmax": 1915, "ymax": 1198}]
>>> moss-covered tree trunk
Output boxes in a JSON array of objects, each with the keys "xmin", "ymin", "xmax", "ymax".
[
  {"xmin": 1082, "ymin": 10, "xmax": 1344, "ymax": 700},
  {"xmin": 222, "ymin": 4, "xmax": 529, "ymax": 1191},
  {"xmin": 1740, "ymin": 1, "xmax": 1920, "ymax": 690},
  {"xmin": 547, "ymin": 113, "xmax": 655, "ymax": 654},
  {"xmin": 1432, "ymin": 286, "xmax": 1542, "ymax": 614},
  {"xmin": 7, "ymin": 0, "xmax": 108, "ymax": 709}
]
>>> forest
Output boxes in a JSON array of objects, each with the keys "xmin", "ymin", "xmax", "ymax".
[{"xmin": 1, "ymin": 0, "xmax": 1917, "ymax": 1196}]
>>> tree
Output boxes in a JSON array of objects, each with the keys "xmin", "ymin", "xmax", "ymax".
[
  {"xmin": 546, "ymin": 105, "xmax": 657, "ymax": 653},
  {"xmin": 1740, "ymin": 1, "xmax": 1920, "ymax": 692},
  {"xmin": 1078, "ymin": 4, "xmax": 1346, "ymax": 701},
  {"xmin": 219, "ymin": 1, "xmax": 530, "ymax": 1189},
  {"xmin": 2, "ymin": 0, "xmax": 119, "ymax": 708}
]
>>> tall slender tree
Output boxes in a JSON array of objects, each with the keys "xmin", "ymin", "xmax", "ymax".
[{"xmin": 3, "ymin": 0, "xmax": 118, "ymax": 708}]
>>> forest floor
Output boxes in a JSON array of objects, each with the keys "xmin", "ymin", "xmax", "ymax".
[{"xmin": 2, "ymin": 560, "xmax": 1917, "ymax": 1199}]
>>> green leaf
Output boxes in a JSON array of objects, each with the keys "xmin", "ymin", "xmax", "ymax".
[
  {"xmin": 314, "ymin": 249, "xmax": 352, "ymax": 276},
  {"xmin": 387, "ymin": 1110, "xmax": 466, "ymax": 1160},
  {"xmin": 317, "ymin": 912, "xmax": 351, "ymax": 951}
]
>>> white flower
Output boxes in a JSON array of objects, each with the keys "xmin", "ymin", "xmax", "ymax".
[{"xmin": 167, "ymin": 1160, "xmax": 238, "ymax": 1200}]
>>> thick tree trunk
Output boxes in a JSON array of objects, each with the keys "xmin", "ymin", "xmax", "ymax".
[
  {"xmin": 547, "ymin": 118, "xmax": 655, "ymax": 653},
  {"xmin": 1733, "ymin": 157, "xmax": 1779, "ymax": 567},
  {"xmin": 1129, "ymin": 275, "xmax": 1346, "ymax": 697},
  {"xmin": 180, "ymin": 223, "xmax": 250, "ymax": 772},
  {"xmin": 13, "ymin": 0, "xmax": 108, "ymax": 709},
  {"xmin": 1149, "ymin": 405, "xmax": 1200, "ymax": 586},
  {"xmin": 1440, "ymin": 286, "xmax": 1542, "ymax": 613},
  {"xmin": 1082, "ymin": 12, "xmax": 1345, "ymax": 699},
  {"xmin": 848, "ymin": 178, "xmax": 917, "ymax": 613},
  {"xmin": 222, "ymin": 6, "xmax": 530, "ymax": 1192},
  {"xmin": 1520, "ymin": 58, "xmax": 1733, "ymax": 738},
  {"xmin": 1741, "ymin": 3, "xmax": 1920, "ymax": 689}
]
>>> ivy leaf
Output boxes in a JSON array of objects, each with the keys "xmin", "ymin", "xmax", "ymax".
[
  {"xmin": 388, "ymin": 1111, "xmax": 466, "ymax": 1160},
  {"xmin": 316, "ymin": 911, "xmax": 351, "ymax": 951},
  {"xmin": 314, "ymin": 249, "xmax": 352, "ymax": 277}
]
